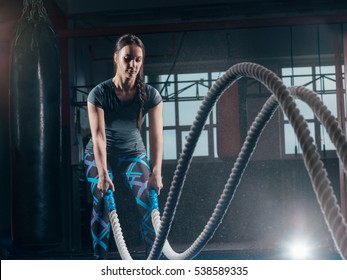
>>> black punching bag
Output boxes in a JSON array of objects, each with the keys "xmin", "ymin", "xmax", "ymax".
[{"xmin": 9, "ymin": 0, "xmax": 62, "ymax": 248}]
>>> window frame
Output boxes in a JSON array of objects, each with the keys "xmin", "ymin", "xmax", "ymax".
[
  {"xmin": 280, "ymin": 65, "xmax": 340, "ymax": 159},
  {"xmin": 145, "ymin": 72, "xmax": 223, "ymax": 163}
]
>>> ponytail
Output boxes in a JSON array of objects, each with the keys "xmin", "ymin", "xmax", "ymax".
[{"xmin": 136, "ymin": 76, "xmax": 146, "ymax": 129}]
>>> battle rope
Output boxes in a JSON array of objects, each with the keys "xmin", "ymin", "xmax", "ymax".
[
  {"xmin": 106, "ymin": 62, "xmax": 347, "ymax": 260},
  {"xmin": 288, "ymin": 86, "xmax": 347, "ymax": 257}
]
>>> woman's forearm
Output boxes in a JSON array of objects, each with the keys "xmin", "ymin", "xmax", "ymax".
[
  {"xmin": 150, "ymin": 134, "xmax": 163, "ymax": 176},
  {"xmin": 93, "ymin": 134, "xmax": 108, "ymax": 177},
  {"xmin": 148, "ymin": 102, "xmax": 163, "ymax": 176},
  {"xmin": 87, "ymin": 102, "xmax": 108, "ymax": 177}
]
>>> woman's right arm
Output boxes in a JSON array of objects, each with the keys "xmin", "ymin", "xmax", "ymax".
[{"xmin": 87, "ymin": 102, "xmax": 115, "ymax": 195}]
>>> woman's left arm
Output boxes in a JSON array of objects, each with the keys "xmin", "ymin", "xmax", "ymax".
[{"xmin": 148, "ymin": 101, "xmax": 163, "ymax": 194}]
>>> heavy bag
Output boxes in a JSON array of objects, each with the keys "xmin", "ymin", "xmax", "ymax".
[{"xmin": 9, "ymin": 0, "xmax": 62, "ymax": 248}]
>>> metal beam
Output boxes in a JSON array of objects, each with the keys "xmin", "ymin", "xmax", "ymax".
[{"xmin": 56, "ymin": 14, "xmax": 347, "ymax": 38}]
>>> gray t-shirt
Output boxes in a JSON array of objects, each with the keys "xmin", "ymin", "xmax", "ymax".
[{"xmin": 85, "ymin": 79, "xmax": 162, "ymax": 157}]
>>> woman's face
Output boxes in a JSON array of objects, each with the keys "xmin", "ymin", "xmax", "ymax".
[{"xmin": 115, "ymin": 44, "xmax": 143, "ymax": 81}]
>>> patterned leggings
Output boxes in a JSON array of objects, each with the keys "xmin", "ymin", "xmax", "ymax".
[{"xmin": 84, "ymin": 152, "xmax": 155, "ymax": 259}]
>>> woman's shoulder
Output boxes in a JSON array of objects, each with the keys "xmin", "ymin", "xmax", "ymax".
[
  {"xmin": 91, "ymin": 79, "xmax": 113, "ymax": 94},
  {"xmin": 144, "ymin": 83, "xmax": 160, "ymax": 97},
  {"xmin": 88, "ymin": 79, "xmax": 113, "ymax": 107},
  {"xmin": 144, "ymin": 83, "xmax": 162, "ymax": 107}
]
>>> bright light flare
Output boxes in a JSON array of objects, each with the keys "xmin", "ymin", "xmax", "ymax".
[{"xmin": 289, "ymin": 241, "xmax": 310, "ymax": 259}]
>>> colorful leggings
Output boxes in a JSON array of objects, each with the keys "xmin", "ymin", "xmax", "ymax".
[{"xmin": 84, "ymin": 152, "xmax": 155, "ymax": 258}]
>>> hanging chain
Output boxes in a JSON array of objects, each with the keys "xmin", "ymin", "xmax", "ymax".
[
  {"xmin": 35, "ymin": 0, "xmax": 48, "ymax": 18},
  {"xmin": 22, "ymin": 0, "xmax": 30, "ymax": 19},
  {"xmin": 22, "ymin": 0, "xmax": 48, "ymax": 20}
]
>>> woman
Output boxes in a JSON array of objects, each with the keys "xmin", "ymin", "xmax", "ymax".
[{"xmin": 84, "ymin": 34, "xmax": 163, "ymax": 259}]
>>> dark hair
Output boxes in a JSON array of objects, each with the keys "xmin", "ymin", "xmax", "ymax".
[{"xmin": 113, "ymin": 34, "xmax": 146, "ymax": 129}]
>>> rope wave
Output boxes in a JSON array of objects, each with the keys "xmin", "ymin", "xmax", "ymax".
[{"xmin": 106, "ymin": 62, "xmax": 347, "ymax": 260}]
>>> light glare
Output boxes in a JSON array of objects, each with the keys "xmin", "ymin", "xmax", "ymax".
[{"xmin": 289, "ymin": 241, "xmax": 310, "ymax": 259}]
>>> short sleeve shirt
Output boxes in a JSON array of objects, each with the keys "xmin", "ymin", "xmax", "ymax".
[{"xmin": 85, "ymin": 79, "xmax": 162, "ymax": 157}]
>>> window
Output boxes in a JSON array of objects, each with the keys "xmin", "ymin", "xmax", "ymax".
[
  {"xmin": 145, "ymin": 72, "xmax": 219, "ymax": 161},
  {"xmin": 281, "ymin": 65, "xmax": 340, "ymax": 156}
]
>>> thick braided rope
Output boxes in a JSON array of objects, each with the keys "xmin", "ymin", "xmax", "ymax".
[
  {"xmin": 105, "ymin": 190, "xmax": 132, "ymax": 260},
  {"xmin": 149, "ymin": 63, "xmax": 280, "ymax": 259},
  {"xmin": 148, "ymin": 62, "xmax": 347, "ymax": 260},
  {"xmin": 289, "ymin": 86, "xmax": 347, "ymax": 258},
  {"xmin": 109, "ymin": 211, "xmax": 132, "ymax": 260},
  {"xmin": 148, "ymin": 64, "xmax": 240, "ymax": 260},
  {"xmin": 107, "ymin": 62, "xmax": 347, "ymax": 260},
  {"xmin": 150, "ymin": 95, "xmax": 279, "ymax": 259}
]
